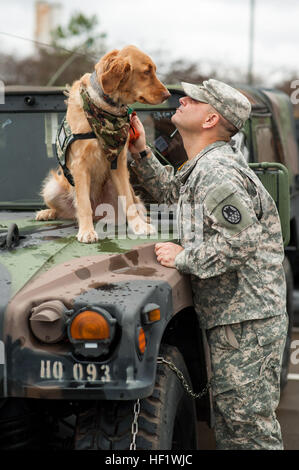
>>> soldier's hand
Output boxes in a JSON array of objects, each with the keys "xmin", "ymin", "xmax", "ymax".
[
  {"xmin": 129, "ymin": 114, "xmax": 147, "ymax": 154},
  {"xmin": 155, "ymin": 242, "xmax": 184, "ymax": 268}
]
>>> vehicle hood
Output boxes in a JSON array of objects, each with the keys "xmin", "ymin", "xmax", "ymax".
[{"xmin": 0, "ymin": 212, "xmax": 166, "ymax": 299}]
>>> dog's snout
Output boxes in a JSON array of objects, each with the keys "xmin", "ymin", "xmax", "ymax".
[{"xmin": 162, "ymin": 90, "xmax": 171, "ymax": 101}]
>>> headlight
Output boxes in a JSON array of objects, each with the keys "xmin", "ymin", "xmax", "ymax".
[
  {"xmin": 70, "ymin": 310, "xmax": 110, "ymax": 340},
  {"xmin": 68, "ymin": 307, "xmax": 116, "ymax": 357}
]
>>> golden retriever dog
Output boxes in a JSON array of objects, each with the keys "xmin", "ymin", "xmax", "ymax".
[{"xmin": 36, "ymin": 45, "xmax": 170, "ymax": 243}]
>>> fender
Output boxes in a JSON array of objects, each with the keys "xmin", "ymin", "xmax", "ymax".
[{"xmin": 3, "ymin": 243, "xmax": 195, "ymax": 400}]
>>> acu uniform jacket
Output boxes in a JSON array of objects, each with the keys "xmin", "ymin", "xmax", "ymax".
[{"xmin": 131, "ymin": 140, "xmax": 286, "ymax": 330}]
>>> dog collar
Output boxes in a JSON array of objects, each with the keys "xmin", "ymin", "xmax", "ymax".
[{"xmin": 90, "ymin": 71, "xmax": 126, "ymax": 110}]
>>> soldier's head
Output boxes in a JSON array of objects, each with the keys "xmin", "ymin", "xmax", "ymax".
[{"xmin": 172, "ymin": 79, "xmax": 251, "ymax": 141}]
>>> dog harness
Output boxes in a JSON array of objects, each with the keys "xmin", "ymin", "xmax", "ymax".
[
  {"xmin": 54, "ymin": 118, "xmax": 95, "ymax": 186},
  {"xmin": 54, "ymin": 83, "xmax": 134, "ymax": 186}
]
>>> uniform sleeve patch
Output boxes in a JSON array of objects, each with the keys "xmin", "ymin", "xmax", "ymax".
[
  {"xmin": 222, "ymin": 205, "xmax": 242, "ymax": 224},
  {"xmin": 205, "ymin": 186, "xmax": 255, "ymax": 236}
]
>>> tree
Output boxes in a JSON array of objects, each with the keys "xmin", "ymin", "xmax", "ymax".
[
  {"xmin": 161, "ymin": 59, "xmax": 209, "ymax": 85},
  {"xmin": 1, "ymin": 12, "xmax": 107, "ymax": 87},
  {"xmin": 46, "ymin": 12, "xmax": 107, "ymax": 86},
  {"xmin": 50, "ymin": 12, "xmax": 106, "ymax": 54}
]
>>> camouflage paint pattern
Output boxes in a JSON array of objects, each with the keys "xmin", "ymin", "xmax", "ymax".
[
  {"xmin": 0, "ymin": 215, "xmax": 168, "ymax": 298},
  {"xmin": 262, "ymin": 89, "xmax": 299, "ymax": 178},
  {"xmin": 2, "ymin": 241, "xmax": 193, "ymax": 400},
  {"xmin": 80, "ymin": 87, "xmax": 130, "ymax": 164}
]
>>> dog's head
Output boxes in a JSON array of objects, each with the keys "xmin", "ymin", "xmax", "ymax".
[{"xmin": 94, "ymin": 45, "xmax": 170, "ymax": 105}]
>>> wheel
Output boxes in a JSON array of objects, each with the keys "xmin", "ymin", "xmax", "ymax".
[
  {"xmin": 0, "ymin": 399, "xmax": 46, "ymax": 450},
  {"xmin": 280, "ymin": 256, "xmax": 294, "ymax": 390},
  {"xmin": 74, "ymin": 344, "xmax": 198, "ymax": 450}
]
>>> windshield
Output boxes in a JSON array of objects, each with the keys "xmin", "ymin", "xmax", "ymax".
[
  {"xmin": 138, "ymin": 110, "xmax": 187, "ymax": 168},
  {"xmin": 0, "ymin": 90, "xmax": 187, "ymax": 208},
  {"xmin": 0, "ymin": 111, "xmax": 64, "ymax": 207},
  {"xmin": 129, "ymin": 108, "xmax": 188, "ymax": 204}
]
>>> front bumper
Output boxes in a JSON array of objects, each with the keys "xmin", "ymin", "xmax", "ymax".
[{"xmin": 3, "ymin": 279, "xmax": 173, "ymax": 400}]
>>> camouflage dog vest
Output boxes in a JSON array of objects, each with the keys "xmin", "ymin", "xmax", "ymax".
[{"xmin": 54, "ymin": 87, "xmax": 131, "ymax": 186}]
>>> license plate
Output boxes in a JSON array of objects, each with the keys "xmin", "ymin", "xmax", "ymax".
[{"xmin": 40, "ymin": 359, "xmax": 111, "ymax": 383}]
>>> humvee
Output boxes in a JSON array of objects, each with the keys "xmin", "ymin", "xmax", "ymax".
[{"xmin": 0, "ymin": 84, "xmax": 296, "ymax": 450}]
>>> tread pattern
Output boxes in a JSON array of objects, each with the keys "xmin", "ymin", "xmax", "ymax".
[{"xmin": 74, "ymin": 345, "xmax": 195, "ymax": 450}]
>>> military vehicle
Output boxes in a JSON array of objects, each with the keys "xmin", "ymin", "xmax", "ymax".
[{"xmin": 0, "ymin": 84, "xmax": 296, "ymax": 450}]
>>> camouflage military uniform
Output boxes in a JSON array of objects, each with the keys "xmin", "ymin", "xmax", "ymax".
[{"xmin": 130, "ymin": 79, "xmax": 288, "ymax": 450}]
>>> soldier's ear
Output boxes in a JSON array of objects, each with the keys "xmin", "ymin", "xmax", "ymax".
[
  {"xmin": 96, "ymin": 50, "xmax": 131, "ymax": 94},
  {"xmin": 202, "ymin": 111, "xmax": 219, "ymax": 129}
]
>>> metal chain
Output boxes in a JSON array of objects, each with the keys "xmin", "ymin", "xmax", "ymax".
[
  {"xmin": 130, "ymin": 398, "xmax": 140, "ymax": 451},
  {"xmin": 157, "ymin": 355, "xmax": 211, "ymax": 400},
  {"xmin": 130, "ymin": 355, "xmax": 211, "ymax": 449}
]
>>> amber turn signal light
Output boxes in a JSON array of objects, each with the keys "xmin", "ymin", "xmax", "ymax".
[
  {"xmin": 137, "ymin": 327, "xmax": 146, "ymax": 355},
  {"xmin": 141, "ymin": 303, "xmax": 161, "ymax": 325},
  {"xmin": 147, "ymin": 308, "xmax": 160, "ymax": 322},
  {"xmin": 70, "ymin": 310, "xmax": 110, "ymax": 340}
]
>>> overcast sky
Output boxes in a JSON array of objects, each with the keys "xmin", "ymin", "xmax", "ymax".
[{"xmin": 1, "ymin": 0, "xmax": 299, "ymax": 85}]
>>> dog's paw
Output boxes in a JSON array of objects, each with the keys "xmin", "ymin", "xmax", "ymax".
[
  {"xmin": 35, "ymin": 209, "xmax": 56, "ymax": 221},
  {"xmin": 129, "ymin": 218, "xmax": 156, "ymax": 236},
  {"xmin": 77, "ymin": 229, "xmax": 99, "ymax": 244}
]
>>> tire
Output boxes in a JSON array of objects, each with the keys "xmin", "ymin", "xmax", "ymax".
[
  {"xmin": 280, "ymin": 256, "xmax": 294, "ymax": 390},
  {"xmin": 74, "ymin": 344, "xmax": 198, "ymax": 450},
  {"xmin": 0, "ymin": 399, "xmax": 46, "ymax": 450}
]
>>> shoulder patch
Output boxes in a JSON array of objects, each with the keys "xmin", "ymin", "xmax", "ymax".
[
  {"xmin": 222, "ymin": 205, "xmax": 242, "ymax": 224},
  {"xmin": 205, "ymin": 184, "xmax": 255, "ymax": 236}
]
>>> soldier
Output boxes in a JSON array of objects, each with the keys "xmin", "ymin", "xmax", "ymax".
[{"xmin": 129, "ymin": 79, "xmax": 288, "ymax": 450}]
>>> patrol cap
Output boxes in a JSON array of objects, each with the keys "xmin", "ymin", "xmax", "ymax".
[{"xmin": 181, "ymin": 79, "xmax": 251, "ymax": 130}]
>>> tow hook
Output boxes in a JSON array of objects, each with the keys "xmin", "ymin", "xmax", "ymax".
[{"xmin": 0, "ymin": 223, "xmax": 20, "ymax": 249}]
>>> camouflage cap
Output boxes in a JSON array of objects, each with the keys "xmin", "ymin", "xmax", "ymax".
[{"xmin": 181, "ymin": 79, "xmax": 251, "ymax": 130}]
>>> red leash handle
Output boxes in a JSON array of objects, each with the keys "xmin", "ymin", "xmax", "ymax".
[{"xmin": 129, "ymin": 111, "xmax": 140, "ymax": 143}]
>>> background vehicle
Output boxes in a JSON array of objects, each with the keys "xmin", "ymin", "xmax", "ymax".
[{"xmin": 0, "ymin": 84, "xmax": 296, "ymax": 449}]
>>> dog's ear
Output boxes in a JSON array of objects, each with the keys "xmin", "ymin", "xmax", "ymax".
[
  {"xmin": 97, "ymin": 51, "xmax": 131, "ymax": 94},
  {"xmin": 97, "ymin": 49, "xmax": 119, "ymax": 73}
]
